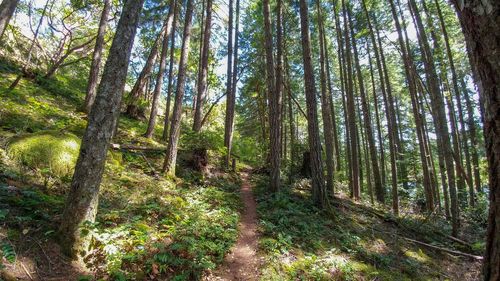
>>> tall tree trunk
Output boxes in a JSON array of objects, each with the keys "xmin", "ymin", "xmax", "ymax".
[
  {"xmin": 193, "ymin": 0, "xmax": 213, "ymax": 132},
  {"xmin": 0, "ymin": 0, "xmax": 19, "ymax": 39},
  {"xmin": 460, "ymin": 75, "xmax": 482, "ymax": 193},
  {"xmin": 263, "ymin": 0, "xmax": 281, "ymax": 191},
  {"xmin": 145, "ymin": 0, "xmax": 177, "ymax": 138},
  {"xmin": 58, "ymin": 0, "xmax": 144, "ymax": 258},
  {"xmin": 374, "ymin": 14, "xmax": 399, "ymax": 210},
  {"xmin": 162, "ymin": 0, "xmax": 180, "ymax": 141},
  {"xmin": 126, "ymin": 18, "xmax": 170, "ymax": 118},
  {"xmin": 407, "ymin": 0, "xmax": 459, "ymax": 235},
  {"xmin": 84, "ymin": 0, "xmax": 111, "ymax": 114},
  {"xmin": 430, "ymin": 0, "xmax": 474, "ymax": 206},
  {"xmin": 283, "ymin": 31, "xmax": 296, "ymax": 182},
  {"xmin": 162, "ymin": 0, "xmax": 195, "ymax": 176},
  {"xmin": 348, "ymin": 6, "xmax": 382, "ymax": 204},
  {"xmin": 450, "ymin": 1, "xmax": 499, "ymax": 279},
  {"xmin": 342, "ymin": 0, "xmax": 360, "ymax": 201},
  {"xmin": 333, "ymin": 4, "xmax": 346, "ymax": 173},
  {"xmin": 223, "ymin": 0, "xmax": 234, "ymax": 167},
  {"xmin": 366, "ymin": 41, "xmax": 387, "ymax": 197},
  {"xmin": 316, "ymin": 0, "xmax": 335, "ymax": 193},
  {"xmin": 323, "ymin": 35, "xmax": 340, "ymax": 175},
  {"xmin": 298, "ymin": 0, "xmax": 326, "ymax": 207}
]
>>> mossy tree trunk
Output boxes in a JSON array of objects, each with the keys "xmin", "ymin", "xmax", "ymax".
[{"xmin": 58, "ymin": 0, "xmax": 144, "ymax": 259}]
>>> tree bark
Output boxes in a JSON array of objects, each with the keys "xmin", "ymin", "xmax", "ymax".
[
  {"xmin": 263, "ymin": 0, "xmax": 281, "ymax": 191},
  {"xmin": 342, "ymin": 0, "xmax": 360, "ymax": 201},
  {"xmin": 0, "ymin": 0, "xmax": 19, "ymax": 39},
  {"xmin": 407, "ymin": 0, "xmax": 459, "ymax": 235},
  {"xmin": 316, "ymin": 0, "xmax": 335, "ymax": 194},
  {"xmin": 162, "ymin": 0, "xmax": 180, "ymax": 142},
  {"xmin": 348, "ymin": 6, "xmax": 382, "ymax": 204},
  {"xmin": 299, "ymin": 0, "xmax": 325, "ymax": 207},
  {"xmin": 126, "ymin": 18, "xmax": 171, "ymax": 118},
  {"xmin": 450, "ymin": 1, "xmax": 499, "ymax": 279},
  {"xmin": 58, "ymin": 0, "xmax": 144, "ymax": 259},
  {"xmin": 162, "ymin": 0, "xmax": 194, "ymax": 176},
  {"xmin": 223, "ymin": 0, "xmax": 234, "ymax": 167},
  {"xmin": 145, "ymin": 0, "xmax": 177, "ymax": 138},
  {"xmin": 192, "ymin": 0, "xmax": 213, "ymax": 132},
  {"xmin": 84, "ymin": 0, "xmax": 111, "ymax": 114}
]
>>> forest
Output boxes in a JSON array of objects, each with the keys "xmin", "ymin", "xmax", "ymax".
[{"xmin": 0, "ymin": 0, "xmax": 498, "ymax": 280}]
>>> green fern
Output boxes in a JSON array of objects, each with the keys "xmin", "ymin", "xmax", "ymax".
[{"xmin": 1, "ymin": 241, "xmax": 16, "ymax": 263}]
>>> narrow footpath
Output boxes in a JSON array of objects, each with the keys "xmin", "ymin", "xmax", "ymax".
[{"xmin": 206, "ymin": 171, "xmax": 261, "ymax": 280}]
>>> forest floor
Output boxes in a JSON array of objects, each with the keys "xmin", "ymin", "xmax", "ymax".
[{"xmin": 0, "ymin": 61, "xmax": 487, "ymax": 280}]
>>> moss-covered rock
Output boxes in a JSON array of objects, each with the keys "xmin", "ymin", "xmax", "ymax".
[{"xmin": 7, "ymin": 131, "xmax": 80, "ymax": 178}]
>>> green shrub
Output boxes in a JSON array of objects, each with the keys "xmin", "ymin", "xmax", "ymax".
[{"xmin": 7, "ymin": 131, "xmax": 80, "ymax": 178}]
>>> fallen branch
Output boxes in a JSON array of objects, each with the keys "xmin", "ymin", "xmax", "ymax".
[
  {"xmin": 139, "ymin": 152, "xmax": 159, "ymax": 178},
  {"xmin": 400, "ymin": 236, "xmax": 483, "ymax": 261},
  {"xmin": 21, "ymin": 262, "xmax": 34, "ymax": 280}
]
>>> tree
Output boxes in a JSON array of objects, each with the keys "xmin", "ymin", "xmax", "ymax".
[
  {"xmin": 0, "ymin": 0, "xmax": 19, "ymax": 40},
  {"xmin": 348, "ymin": 4, "xmax": 382, "ymax": 205},
  {"xmin": 58, "ymin": 0, "xmax": 145, "ymax": 258},
  {"xmin": 263, "ymin": 0, "xmax": 281, "ymax": 191},
  {"xmin": 316, "ymin": 0, "xmax": 335, "ymax": 193},
  {"xmin": 450, "ymin": 1, "xmax": 499, "ymax": 279},
  {"xmin": 342, "ymin": 0, "xmax": 360, "ymax": 201},
  {"xmin": 162, "ymin": 0, "xmax": 195, "ymax": 176},
  {"xmin": 145, "ymin": 0, "xmax": 177, "ymax": 138},
  {"xmin": 84, "ymin": 0, "xmax": 111, "ymax": 113},
  {"xmin": 298, "ymin": 0, "xmax": 326, "ymax": 207},
  {"xmin": 406, "ymin": 0, "xmax": 459, "ymax": 234},
  {"xmin": 223, "ymin": 0, "xmax": 234, "ymax": 167},
  {"xmin": 162, "ymin": 0, "xmax": 180, "ymax": 141},
  {"xmin": 192, "ymin": 0, "xmax": 213, "ymax": 132},
  {"xmin": 126, "ymin": 17, "xmax": 171, "ymax": 119}
]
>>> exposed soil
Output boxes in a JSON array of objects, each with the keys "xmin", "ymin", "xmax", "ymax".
[{"xmin": 205, "ymin": 171, "xmax": 261, "ymax": 280}]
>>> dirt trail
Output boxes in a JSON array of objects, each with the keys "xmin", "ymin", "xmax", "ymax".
[{"xmin": 206, "ymin": 171, "xmax": 261, "ymax": 280}]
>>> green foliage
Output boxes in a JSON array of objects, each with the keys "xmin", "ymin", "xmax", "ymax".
[
  {"xmin": 180, "ymin": 129, "xmax": 224, "ymax": 152},
  {"xmin": 0, "ymin": 241, "xmax": 16, "ymax": 264},
  {"xmin": 7, "ymin": 131, "xmax": 80, "ymax": 179}
]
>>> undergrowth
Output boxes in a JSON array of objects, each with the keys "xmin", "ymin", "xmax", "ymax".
[{"xmin": 253, "ymin": 174, "xmax": 481, "ymax": 281}]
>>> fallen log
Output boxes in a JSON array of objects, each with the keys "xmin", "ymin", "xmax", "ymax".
[{"xmin": 111, "ymin": 143, "xmax": 166, "ymax": 152}]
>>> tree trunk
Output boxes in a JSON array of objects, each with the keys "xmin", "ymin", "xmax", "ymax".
[
  {"xmin": 193, "ymin": 0, "xmax": 213, "ymax": 132},
  {"xmin": 348, "ymin": 6, "xmax": 382, "ymax": 204},
  {"xmin": 450, "ymin": 1, "xmax": 500, "ymax": 279},
  {"xmin": 298, "ymin": 0, "xmax": 326, "ymax": 207},
  {"xmin": 407, "ymin": 0, "xmax": 459, "ymax": 235},
  {"xmin": 342, "ymin": 0, "xmax": 360, "ymax": 201},
  {"xmin": 126, "ymin": 18, "xmax": 170, "ymax": 118},
  {"xmin": 374, "ymin": 14, "xmax": 399, "ymax": 210},
  {"xmin": 316, "ymin": 1, "xmax": 334, "ymax": 193},
  {"xmin": 0, "ymin": 0, "xmax": 19, "ymax": 39},
  {"xmin": 84, "ymin": 0, "xmax": 111, "ymax": 114},
  {"xmin": 162, "ymin": 0, "xmax": 180, "ymax": 142},
  {"xmin": 58, "ymin": 0, "xmax": 144, "ymax": 259},
  {"xmin": 263, "ymin": 0, "xmax": 281, "ymax": 191},
  {"xmin": 461, "ymin": 75, "xmax": 482, "ymax": 193},
  {"xmin": 145, "ymin": 0, "xmax": 177, "ymax": 139},
  {"xmin": 333, "ymin": 4, "xmax": 346, "ymax": 173},
  {"xmin": 223, "ymin": 0, "xmax": 234, "ymax": 167},
  {"xmin": 162, "ymin": 0, "xmax": 195, "ymax": 176}
]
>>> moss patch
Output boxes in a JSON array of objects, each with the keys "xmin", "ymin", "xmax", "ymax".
[{"xmin": 7, "ymin": 131, "xmax": 80, "ymax": 178}]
